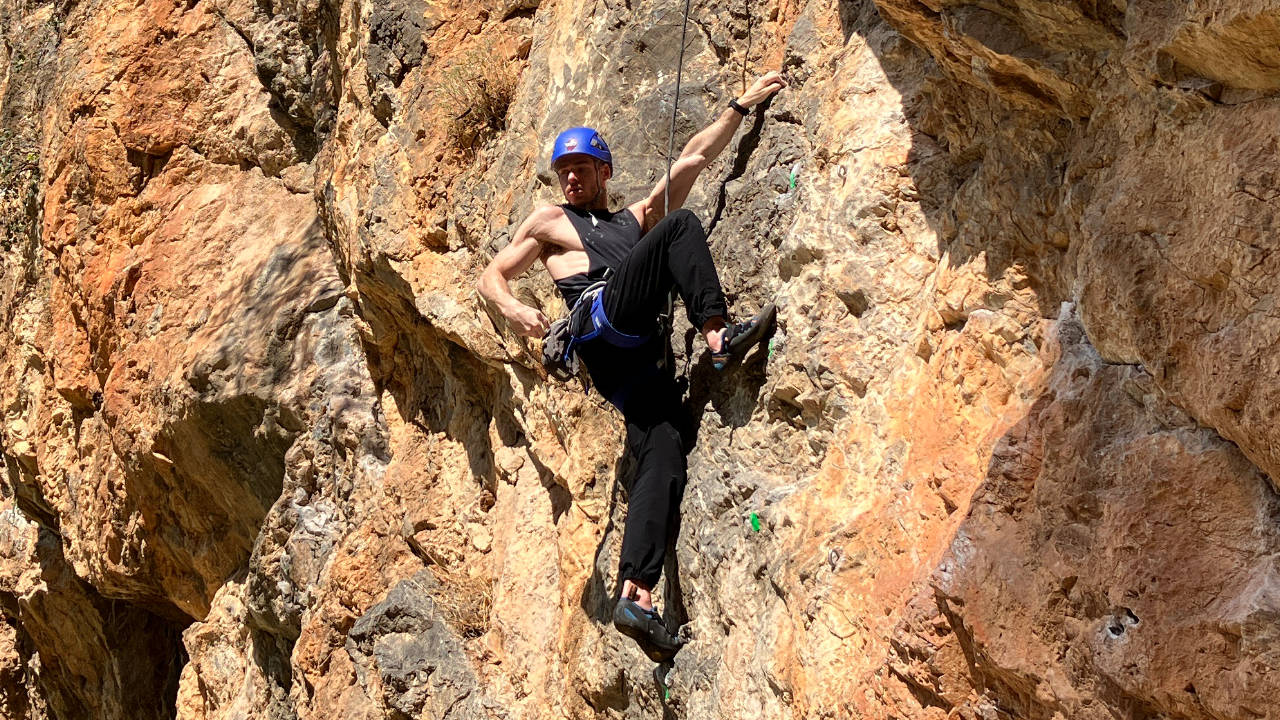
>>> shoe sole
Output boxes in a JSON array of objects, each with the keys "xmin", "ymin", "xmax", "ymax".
[
  {"xmin": 615, "ymin": 620, "xmax": 679, "ymax": 663},
  {"xmin": 613, "ymin": 604, "xmax": 682, "ymax": 662}
]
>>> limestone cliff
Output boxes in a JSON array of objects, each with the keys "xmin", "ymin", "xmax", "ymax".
[{"xmin": 0, "ymin": 0, "xmax": 1277, "ymax": 718}]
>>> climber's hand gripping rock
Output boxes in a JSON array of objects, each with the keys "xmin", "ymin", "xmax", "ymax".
[
  {"xmin": 507, "ymin": 304, "xmax": 550, "ymax": 338},
  {"xmin": 736, "ymin": 70, "xmax": 788, "ymax": 110}
]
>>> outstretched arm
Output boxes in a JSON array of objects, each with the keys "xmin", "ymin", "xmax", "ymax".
[
  {"xmin": 630, "ymin": 71, "xmax": 787, "ymax": 231},
  {"xmin": 476, "ymin": 207, "xmax": 559, "ymax": 337}
]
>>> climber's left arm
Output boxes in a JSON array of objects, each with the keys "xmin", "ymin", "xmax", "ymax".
[{"xmin": 630, "ymin": 70, "xmax": 787, "ymax": 232}]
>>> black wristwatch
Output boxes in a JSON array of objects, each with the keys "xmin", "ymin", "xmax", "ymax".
[{"xmin": 729, "ymin": 99, "xmax": 750, "ymax": 116}]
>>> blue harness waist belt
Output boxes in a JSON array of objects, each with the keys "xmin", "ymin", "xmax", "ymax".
[{"xmin": 563, "ymin": 284, "xmax": 651, "ymax": 363}]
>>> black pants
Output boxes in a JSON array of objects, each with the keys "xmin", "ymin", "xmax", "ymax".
[
  {"xmin": 576, "ymin": 209, "xmax": 727, "ymax": 589},
  {"xmin": 602, "ymin": 208, "xmax": 728, "ymax": 336}
]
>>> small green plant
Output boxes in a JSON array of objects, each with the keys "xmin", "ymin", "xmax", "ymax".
[{"xmin": 438, "ymin": 52, "xmax": 517, "ymax": 158}]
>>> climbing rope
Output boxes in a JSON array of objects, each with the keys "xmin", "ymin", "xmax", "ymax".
[
  {"xmin": 744, "ymin": 0, "xmax": 754, "ymax": 95},
  {"xmin": 658, "ymin": 0, "xmax": 756, "ymax": 385},
  {"xmin": 658, "ymin": 0, "xmax": 694, "ymax": 381},
  {"xmin": 663, "ymin": 0, "xmax": 694, "ymax": 216}
]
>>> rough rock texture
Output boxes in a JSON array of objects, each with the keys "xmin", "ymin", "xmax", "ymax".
[
  {"xmin": 908, "ymin": 310, "xmax": 1280, "ymax": 719},
  {"xmin": 1, "ymin": 0, "xmax": 1279, "ymax": 718}
]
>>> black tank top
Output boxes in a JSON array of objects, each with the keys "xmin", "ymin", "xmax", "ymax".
[{"xmin": 553, "ymin": 204, "xmax": 643, "ymax": 308}]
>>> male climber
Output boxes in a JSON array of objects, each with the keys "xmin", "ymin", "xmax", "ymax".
[{"xmin": 477, "ymin": 70, "xmax": 786, "ymax": 661}]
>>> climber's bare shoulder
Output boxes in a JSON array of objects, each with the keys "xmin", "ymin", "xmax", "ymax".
[{"xmin": 521, "ymin": 205, "xmax": 589, "ymax": 281}]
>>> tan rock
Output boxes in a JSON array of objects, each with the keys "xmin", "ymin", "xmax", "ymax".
[
  {"xmin": 896, "ymin": 311, "xmax": 1280, "ymax": 718},
  {"xmin": 3, "ymin": 0, "xmax": 1280, "ymax": 718}
]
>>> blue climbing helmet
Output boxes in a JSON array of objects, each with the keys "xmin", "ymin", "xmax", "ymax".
[{"xmin": 550, "ymin": 126, "xmax": 612, "ymax": 169}]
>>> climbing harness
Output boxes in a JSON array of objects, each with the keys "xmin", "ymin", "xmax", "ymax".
[
  {"xmin": 542, "ymin": 277, "xmax": 659, "ymax": 384},
  {"xmin": 563, "ymin": 280, "xmax": 652, "ymax": 360}
]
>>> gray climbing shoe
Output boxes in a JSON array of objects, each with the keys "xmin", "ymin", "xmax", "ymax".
[
  {"xmin": 613, "ymin": 597, "xmax": 684, "ymax": 662},
  {"xmin": 711, "ymin": 303, "xmax": 777, "ymax": 370}
]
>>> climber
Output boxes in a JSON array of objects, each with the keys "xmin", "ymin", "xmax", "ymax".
[{"xmin": 476, "ymin": 70, "xmax": 786, "ymax": 662}]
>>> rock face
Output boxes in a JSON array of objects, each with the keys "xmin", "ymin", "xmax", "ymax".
[
  {"xmin": 0, "ymin": 0, "xmax": 1278, "ymax": 718},
  {"xmin": 917, "ymin": 311, "xmax": 1280, "ymax": 719}
]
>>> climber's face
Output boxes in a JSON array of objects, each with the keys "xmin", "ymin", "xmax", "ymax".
[{"xmin": 555, "ymin": 155, "xmax": 611, "ymax": 209}]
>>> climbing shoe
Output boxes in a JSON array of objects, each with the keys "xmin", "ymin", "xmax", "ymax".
[
  {"xmin": 613, "ymin": 597, "xmax": 685, "ymax": 662},
  {"xmin": 711, "ymin": 303, "xmax": 777, "ymax": 370},
  {"xmin": 653, "ymin": 663, "xmax": 674, "ymax": 702}
]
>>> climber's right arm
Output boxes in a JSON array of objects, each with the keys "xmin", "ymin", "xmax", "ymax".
[
  {"xmin": 630, "ymin": 70, "xmax": 787, "ymax": 231},
  {"xmin": 477, "ymin": 208, "xmax": 557, "ymax": 338}
]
